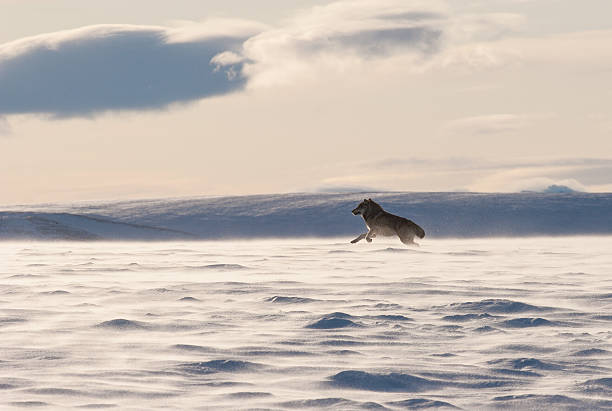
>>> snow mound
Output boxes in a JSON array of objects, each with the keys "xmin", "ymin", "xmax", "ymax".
[{"xmin": 329, "ymin": 370, "xmax": 445, "ymax": 392}]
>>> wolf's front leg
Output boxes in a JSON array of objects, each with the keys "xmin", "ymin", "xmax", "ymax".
[
  {"xmin": 365, "ymin": 229, "xmax": 375, "ymax": 242},
  {"xmin": 351, "ymin": 233, "xmax": 367, "ymax": 243}
]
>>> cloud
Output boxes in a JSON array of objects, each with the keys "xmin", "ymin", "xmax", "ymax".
[
  {"xmin": 219, "ymin": 0, "xmax": 448, "ymax": 87},
  {"xmin": 445, "ymin": 114, "xmax": 530, "ymax": 136},
  {"xmin": 226, "ymin": 3, "xmax": 529, "ymax": 85},
  {"xmin": 0, "ymin": 22, "xmax": 262, "ymax": 117},
  {"xmin": 448, "ymin": 13, "xmax": 525, "ymax": 43},
  {"xmin": 435, "ymin": 29, "xmax": 612, "ymax": 73}
]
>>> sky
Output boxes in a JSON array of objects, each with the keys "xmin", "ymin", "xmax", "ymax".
[{"xmin": 1, "ymin": 0, "xmax": 611, "ymax": 205}]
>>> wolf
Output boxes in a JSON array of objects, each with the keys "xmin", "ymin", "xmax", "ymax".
[{"xmin": 351, "ymin": 198, "xmax": 425, "ymax": 246}]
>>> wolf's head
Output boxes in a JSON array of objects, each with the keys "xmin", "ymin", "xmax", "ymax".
[{"xmin": 352, "ymin": 198, "xmax": 371, "ymax": 216}]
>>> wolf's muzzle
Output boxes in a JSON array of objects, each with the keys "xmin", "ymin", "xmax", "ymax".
[{"xmin": 352, "ymin": 208, "xmax": 360, "ymax": 215}]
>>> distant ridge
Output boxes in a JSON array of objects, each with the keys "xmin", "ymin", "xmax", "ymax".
[
  {"xmin": 521, "ymin": 184, "xmax": 579, "ymax": 194},
  {"xmin": 2, "ymin": 192, "xmax": 612, "ymax": 240}
]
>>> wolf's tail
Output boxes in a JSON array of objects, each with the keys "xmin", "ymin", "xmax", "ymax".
[
  {"xmin": 407, "ymin": 219, "xmax": 425, "ymax": 239},
  {"xmin": 415, "ymin": 223, "xmax": 425, "ymax": 239}
]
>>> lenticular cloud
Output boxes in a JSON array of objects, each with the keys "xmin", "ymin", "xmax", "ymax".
[{"xmin": 0, "ymin": 23, "xmax": 257, "ymax": 117}]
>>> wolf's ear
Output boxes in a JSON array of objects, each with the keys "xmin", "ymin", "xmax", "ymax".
[
  {"xmin": 368, "ymin": 198, "xmax": 372, "ymax": 201},
  {"xmin": 363, "ymin": 198, "xmax": 367, "ymax": 202}
]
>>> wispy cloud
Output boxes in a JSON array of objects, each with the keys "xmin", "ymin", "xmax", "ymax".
[
  {"xmin": 443, "ymin": 112, "xmax": 559, "ymax": 136},
  {"xmin": 217, "ymin": 0, "xmax": 449, "ymax": 87},
  {"xmin": 434, "ymin": 29, "xmax": 612, "ymax": 73},
  {"xmin": 448, "ymin": 12, "xmax": 525, "ymax": 43},
  {"xmin": 445, "ymin": 114, "xmax": 530, "ymax": 136}
]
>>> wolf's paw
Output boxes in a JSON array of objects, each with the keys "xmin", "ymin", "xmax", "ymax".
[
  {"xmin": 366, "ymin": 238, "xmax": 373, "ymax": 243},
  {"xmin": 350, "ymin": 239, "xmax": 359, "ymax": 244}
]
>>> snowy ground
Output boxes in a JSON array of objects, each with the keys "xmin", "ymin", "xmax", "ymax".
[{"xmin": 1, "ymin": 237, "xmax": 611, "ymax": 410}]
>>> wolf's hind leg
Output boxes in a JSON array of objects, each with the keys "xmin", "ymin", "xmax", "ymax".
[
  {"xmin": 351, "ymin": 233, "xmax": 367, "ymax": 244},
  {"xmin": 400, "ymin": 235, "xmax": 418, "ymax": 247}
]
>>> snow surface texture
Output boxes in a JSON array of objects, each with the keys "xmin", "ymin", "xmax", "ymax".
[
  {"xmin": 2, "ymin": 192, "xmax": 612, "ymax": 240},
  {"xmin": 1, "ymin": 237, "xmax": 611, "ymax": 409}
]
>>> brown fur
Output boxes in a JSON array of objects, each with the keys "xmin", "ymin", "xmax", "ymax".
[{"xmin": 351, "ymin": 198, "xmax": 425, "ymax": 246}]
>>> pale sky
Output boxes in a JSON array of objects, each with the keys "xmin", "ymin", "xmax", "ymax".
[{"xmin": 1, "ymin": 0, "xmax": 611, "ymax": 205}]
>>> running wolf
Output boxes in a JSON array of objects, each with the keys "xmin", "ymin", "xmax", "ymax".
[{"xmin": 351, "ymin": 198, "xmax": 425, "ymax": 246}]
